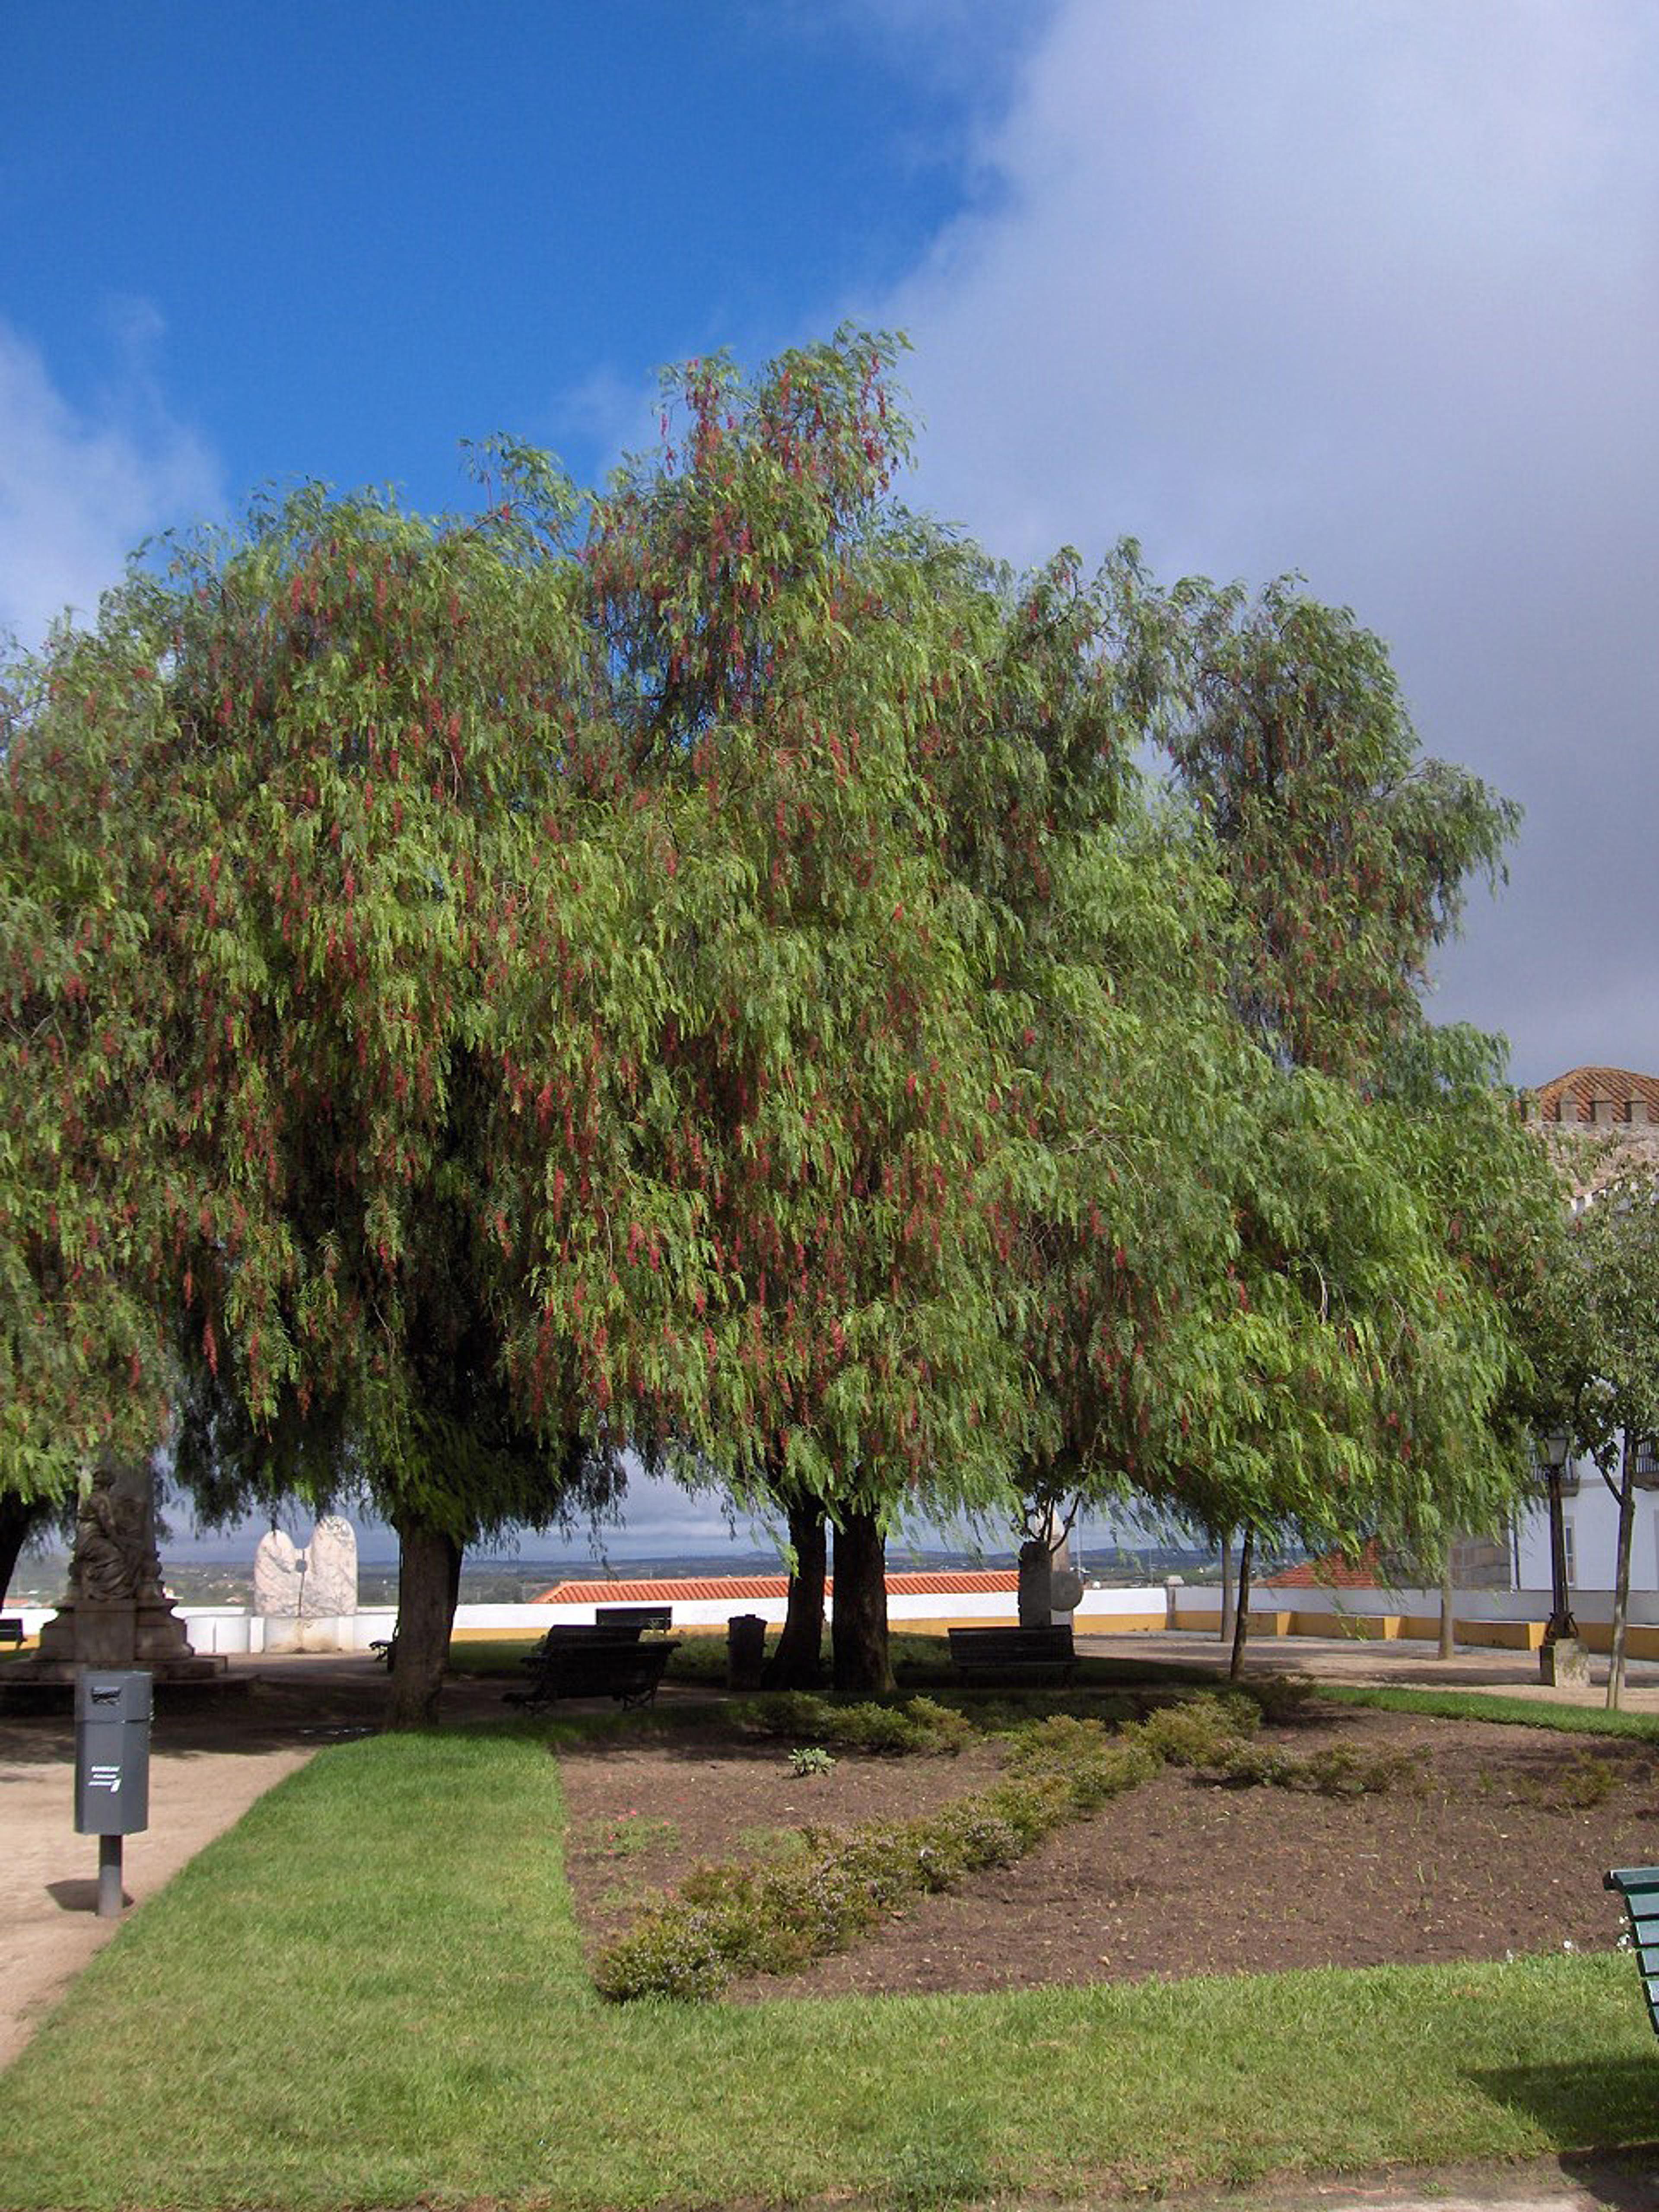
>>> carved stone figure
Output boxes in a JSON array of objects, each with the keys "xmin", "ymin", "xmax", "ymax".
[
  {"xmin": 253, "ymin": 1529, "xmax": 305, "ymax": 1618},
  {"xmin": 32, "ymin": 1460, "xmax": 211, "ymax": 1678},
  {"xmin": 304, "ymin": 1516, "xmax": 358, "ymax": 1618}
]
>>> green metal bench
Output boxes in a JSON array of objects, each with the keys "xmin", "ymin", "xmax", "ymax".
[
  {"xmin": 947, "ymin": 1624, "xmax": 1076, "ymax": 1686},
  {"xmin": 506, "ymin": 1629, "xmax": 680, "ymax": 1710},
  {"xmin": 1604, "ymin": 1867, "xmax": 1659, "ymax": 2033}
]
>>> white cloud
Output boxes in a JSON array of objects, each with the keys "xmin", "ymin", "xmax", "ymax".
[
  {"xmin": 855, "ymin": 0, "xmax": 1659, "ymax": 1083},
  {"xmin": 0, "ymin": 310, "xmax": 222, "ymax": 654}
]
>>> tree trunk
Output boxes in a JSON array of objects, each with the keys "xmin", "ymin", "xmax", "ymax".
[
  {"xmin": 386, "ymin": 1519, "xmax": 464, "ymax": 1729},
  {"xmin": 831, "ymin": 1508, "xmax": 892, "ymax": 1695},
  {"xmin": 1437, "ymin": 1546, "xmax": 1456, "ymax": 1662},
  {"xmin": 1228, "ymin": 1525, "xmax": 1254, "ymax": 1681},
  {"xmin": 763, "ymin": 1495, "xmax": 827, "ymax": 1689},
  {"xmin": 1608, "ymin": 1430, "xmax": 1637, "ymax": 1712},
  {"xmin": 1219, "ymin": 1528, "xmax": 1235, "ymax": 1643}
]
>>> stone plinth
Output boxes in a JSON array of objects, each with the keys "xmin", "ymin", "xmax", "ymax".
[{"xmin": 24, "ymin": 1462, "xmax": 224, "ymax": 1685}]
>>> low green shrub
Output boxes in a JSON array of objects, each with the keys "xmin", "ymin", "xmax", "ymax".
[
  {"xmin": 732, "ymin": 1692, "xmax": 973, "ymax": 1755},
  {"xmin": 1127, "ymin": 1691, "xmax": 1259, "ymax": 1766},
  {"xmin": 789, "ymin": 1745, "xmax": 837, "ymax": 1777},
  {"xmin": 596, "ymin": 1703, "xmax": 1169, "ymax": 2002},
  {"xmin": 1213, "ymin": 1739, "xmax": 1423, "ymax": 1797}
]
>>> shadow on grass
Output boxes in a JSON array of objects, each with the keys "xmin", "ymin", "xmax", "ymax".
[{"xmin": 1469, "ymin": 2055, "xmax": 1659, "ymax": 2157}]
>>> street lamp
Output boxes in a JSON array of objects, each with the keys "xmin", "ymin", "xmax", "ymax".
[{"xmin": 1538, "ymin": 1428, "xmax": 1584, "ymax": 1684}]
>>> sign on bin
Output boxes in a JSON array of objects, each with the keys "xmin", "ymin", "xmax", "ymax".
[{"xmin": 73, "ymin": 1670, "xmax": 152, "ymax": 1836}]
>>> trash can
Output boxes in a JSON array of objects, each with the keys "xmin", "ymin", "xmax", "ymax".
[
  {"xmin": 74, "ymin": 1670, "xmax": 152, "ymax": 1836},
  {"xmin": 726, "ymin": 1613, "xmax": 767, "ymax": 1691}
]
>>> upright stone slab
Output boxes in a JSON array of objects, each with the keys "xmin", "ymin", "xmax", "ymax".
[
  {"xmin": 254, "ymin": 1529, "xmax": 305, "ymax": 1619},
  {"xmin": 303, "ymin": 1516, "xmax": 358, "ymax": 1618}
]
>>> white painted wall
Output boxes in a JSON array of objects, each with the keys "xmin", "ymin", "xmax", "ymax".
[{"xmin": 1513, "ymin": 1460, "xmax": 1659, "ymax": 1596}]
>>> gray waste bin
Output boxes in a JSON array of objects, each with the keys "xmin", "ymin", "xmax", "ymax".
[{"xmin": 74, "ymin": 1670, "xmax": 152, "ymax": 1836}]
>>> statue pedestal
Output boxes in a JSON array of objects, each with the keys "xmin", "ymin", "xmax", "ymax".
[
  {"xmin": 1539, "ymin": 1635, "xmax": 1590, "ymax": 1688},
  {"xmin": 26, "ymin": 1597, "xmax": 224, "ymax": 1684},
  {"xmin": 16, "ymin": 1463, "xmax": 226, "ymax": 1688}
]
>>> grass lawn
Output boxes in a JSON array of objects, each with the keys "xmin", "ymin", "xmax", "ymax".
[{"xmin": 3, "ymin": 1713, "xmax": 1658, "ymax": 2211}]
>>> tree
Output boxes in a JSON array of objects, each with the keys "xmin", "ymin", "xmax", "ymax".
[
  {"xmin": 2, "ymin": 476, "xmax": 624, "ymax": 1724},
  {"xmin": 1560, "ymin": 1169, "xmax": 1659, "ymax": 1708},
  {"xmin": 492, "ymin": 337, "xmax": 1037, "ymax": 1693},
  {"xmin": 993, "ymin": 557, "xmax": 1554, "ymax": 1654}
]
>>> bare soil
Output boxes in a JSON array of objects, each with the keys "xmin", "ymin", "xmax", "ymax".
[{"xmin": 556, "ymin": 1703, "xmax": 1659, "ymax": 1999}]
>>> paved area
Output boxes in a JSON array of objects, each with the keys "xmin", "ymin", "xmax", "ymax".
[{"xmin": 1073, "ymin": 1624, "xmax": 1659, "ymax": 1711}]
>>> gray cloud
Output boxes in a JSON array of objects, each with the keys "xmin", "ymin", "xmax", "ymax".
[{"xmin": 861, "ymin": 0, "xmax": 1659, "ymax": 1085}]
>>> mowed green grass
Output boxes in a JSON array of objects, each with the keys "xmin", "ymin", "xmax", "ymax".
[{"xmin": 3, "ymin": 1720, "xmax": 1658, "ymax": 2211}]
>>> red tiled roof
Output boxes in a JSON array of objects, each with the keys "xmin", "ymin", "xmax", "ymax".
[
  {"xmin": 1260, "ymin": 1541, "xmax": 1384, "ymax": 1589},
  {"xmin": 1527, "ymin": 1066, "xmax": 1659, "ymax": 1125},
  {"xmin": 534, "ymin": 1569, "xmax": 1021, "ymax": 1605}
]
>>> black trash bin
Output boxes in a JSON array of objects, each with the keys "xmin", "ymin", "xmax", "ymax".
[{"xmin": 726, "ymin": 1613, "xmax": 767, "ymax": 1691}]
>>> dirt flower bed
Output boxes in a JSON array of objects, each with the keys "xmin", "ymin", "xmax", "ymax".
[{"xmin": 555, "ymin": 1703, "xmax": 1659, "ymax": 2000}]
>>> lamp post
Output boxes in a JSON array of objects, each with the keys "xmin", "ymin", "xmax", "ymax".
[{"xmin": 1539, "ymin": 1428, "xmax": 1587, "ymax": 1685}]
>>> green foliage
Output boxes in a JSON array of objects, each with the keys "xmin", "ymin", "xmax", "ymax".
[
  {"xmin": 788, "ymin": 1745, "xmax": 836, "ymax": 1777},
  {"xmin": 594, "ymin": 1710, "xmax": 1157, "ymax": 2002},
  {"xmin": 734, "ymin": 1691, "xmax": 975, "ymax": 1755},
  {"xmin": 1125, "ymin": 1690, "xmax": 1260, "ymax": 1766}
]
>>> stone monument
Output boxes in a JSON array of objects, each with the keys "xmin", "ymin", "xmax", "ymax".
[
  {"xmin": 304, "ymin": 1516, "xmax": 359, "ymax": 1619},
  {"xmin": 255, "ymin": 1517, "xmax": 359, "ymax": 1650},
  {"xmin": 253, "ymin": 1527, "xmax": 305, "ymax": 1648},
  {"xmin": 30, "ymin": 1461, "xmax": 220, "ymax": 1681}
]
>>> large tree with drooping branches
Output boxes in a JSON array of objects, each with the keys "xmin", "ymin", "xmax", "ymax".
[{"xmin": 1, "ymin": 473, "xmax": 629, "ymax": 1723}]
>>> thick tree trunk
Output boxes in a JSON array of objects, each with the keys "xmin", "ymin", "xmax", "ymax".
[
  {"xmin": 1608, "ymin": 1431, "xmax": 1637, "ymax": 1712},
  {"xmin": 831, "ymin": 1508, "xmax": 892, "ymax": 1695},
  {"xmin": 763, "ymin": 1495, "xmax": 827, "ymax": 1689},
  {"xmin": 1228, "ymin": 1524, "xmax": 1254, "ymax": 1681},
  {"xmin": 386, "ymin": 1519, "xmax": 463, "ymax": 1730}
]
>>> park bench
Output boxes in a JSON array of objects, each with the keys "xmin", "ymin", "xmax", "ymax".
[
  {"xmin": 595, "ymin": 1603, "xmax": 673, "ymax": 1632},
  {"xmin": 507, "ymin": 1624, "xmax": 680, "ymax": 1710},
  {"xmin": 0, "ymin": 1615, "xmax": 24, "ymax": 1647},
  {"xmin": 947, "ymin": 1624, "xmax": 1076, "ymax": 1686},
  {"xmin": 370, "ymin": 1636, "xmax": 397, "ymax": 1668},
  {"xmin": 1605, "ymin": 1867, "xmax": 1659, "ymax": 2035}
]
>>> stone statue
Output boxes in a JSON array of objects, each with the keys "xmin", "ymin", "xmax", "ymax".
[{"xmin": 32, "ymin": 1459, "xmax": 213, "ymax": 1679}]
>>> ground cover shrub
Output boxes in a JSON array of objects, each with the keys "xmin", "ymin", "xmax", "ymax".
[
  {"xmin": 733, "ymin": 1691, "xmax": 974, "ymax": 1755},
  {"xmin": 594, "ymin": 1707, "xmax": 1163, "ymax": 2002},
  {"xmin": 788, "ymin": 1745, "xmax": 836, "ymax": 1777},
  {"xmin": 1509, "ymin": 1750, "xmax": 1633, "ymax": 1811},
  {"xmin": 1216, "ymin": 1741, "xmax": 1424, "ymax": 1797},
  {"xmin": 1125, "ymin": 1690, "xmax": 1259, "ymax": 1765}
]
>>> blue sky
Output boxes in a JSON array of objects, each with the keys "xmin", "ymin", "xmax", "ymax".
[{"xmin": 6, "ymin": 2, "xmax": 1659, "ymax": 1563}]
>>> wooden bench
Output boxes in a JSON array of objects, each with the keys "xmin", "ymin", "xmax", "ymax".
[
  {"xmin": 948, "ymin": 1625, "xmax": 1076, "ymax": 1686},
  {"xmin": 1605, "ymin": 1867, "xmax": 1659, "ymax": 2034},
  {"xmin": 0, "ymin": 1616, "xmax": 24, "ymax": 1648},
  {"xmin": 507, "ymin": 1628, "xmax": 680, "ymax": 1710}
]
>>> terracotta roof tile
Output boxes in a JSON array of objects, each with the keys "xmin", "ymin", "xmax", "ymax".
[
  {"xmin": 1260, "ymin": 1540, "xmax": 1384, "ymax": 1589},
  {"xmin": 534, "ymin": 1569, "xmax": 1022, "ymax": 1605},
  {"xmin": 1527, "ymin": 1066, "xmax": 1659, "ymax": 1125}
]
